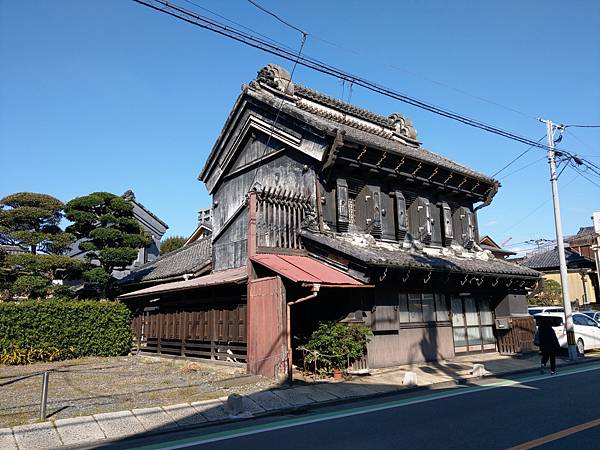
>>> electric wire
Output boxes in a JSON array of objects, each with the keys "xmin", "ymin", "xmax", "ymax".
[
  {"xmin": 245, "ymin": 0, "xmax": 307, "ymax": 36},
  {"xmin": 130, "ymin": 0, "xmax": 582, "ymax": 158},
  {"xmin": 491, "ymin": 136, "xmax": 545, "ymax": 178},
  {"xmin": 563, "ymin": 124, "xmax": 600, "ymax": 128},
  {"xmin": 499, "ymin": 156, "xmax": 547, "ymax": 180}
]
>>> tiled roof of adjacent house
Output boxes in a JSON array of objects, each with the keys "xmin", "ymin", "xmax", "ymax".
[
  {"xmin": 518, "ymin": 247, "xmax": 595, "ymax": 271},
  {"xmin": 300, "ymin": 231, "xmax": 540, "ymax": 279},
  {"xmin": 118, "ymin": 237, "xmax": 211, "ymax": 285}
]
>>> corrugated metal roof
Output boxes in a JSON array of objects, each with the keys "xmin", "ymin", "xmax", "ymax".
[
  {"xmin": 251, "ymin": 254, "xmax": 364, "ymax": 286},
  {"xmin": 119, "ymin": 267, "xmax": 247, "ymax": 299}
]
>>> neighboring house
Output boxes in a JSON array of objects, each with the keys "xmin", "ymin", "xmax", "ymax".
[
  {"xmin": 68, "ymin": 190, "xmax": 169, "ymax": 279},
  {"xmin": 479, "ymin": 235, "xmax": 516, "ymax": 260},
  {"xmin": 566, "ymin": 226, "xmax": 595, "ymax": 259},
  {"xmin": 120, "ymin": 64, "xmax": 540, "ymax": 377},
  {"xmin": 185, "ymin": 208, "xmax": 213, "ymax": 245},
  {"xmin": 118, "ymin": 237, "xmax": 211, "ymax": 293},
  {"xmin": 0, "ymin": 234, "xmax": 27, "ymax": 255},
  {"xmin": 519, "ymin": 246, "xmax": 598, "ymax": 307}
]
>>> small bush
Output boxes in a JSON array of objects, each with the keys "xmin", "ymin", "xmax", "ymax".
[
  {"xmin": 0, "ymin": 299, "xmax": 132, "ymax": 364},
  {"xmin": 300, "ymin": 321, "xmax": 372, "ymax": 376},
  {"xmin": 0, "ymin": 345, "xmax": 77, "ymax": 365}
]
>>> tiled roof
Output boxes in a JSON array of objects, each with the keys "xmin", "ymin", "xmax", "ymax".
[
  {"xmin": 300, "ymin": 231, "xmax": 540, "ymax": 279},
  {"xmin": 519, "ymin": 247, "xmax": 595, "ymax": 271},
  {"xmin": 247, "ymin": 78, "xmax": 496, "ymax": 186},
  {"xmin": 118, "ymin": 237, "xmax": 211, "ymax": 285}
]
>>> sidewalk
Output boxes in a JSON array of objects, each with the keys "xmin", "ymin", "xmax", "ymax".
[{"xmin": 2, "ymin": 352, "xmax": 598, "ymax": 450}]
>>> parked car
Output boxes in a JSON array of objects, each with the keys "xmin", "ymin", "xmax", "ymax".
[
  {"xmin": 528, "ymin": 306, "xmax": 564, "ymax": 316},
  {"xmin": 580, "ymin": 310, "xmax": 600, "ymax": 323},
  {"xmin": 534, "ymin": 312, "xmax": 600, "ymax": 354}
]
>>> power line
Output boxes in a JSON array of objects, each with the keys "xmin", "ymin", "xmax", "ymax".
[
  {"xmin": 499, "ymin": 156, "xmax": 546, "ymax": 180},
  {"xmin": 245, "ymin": 0, "xmax": 307, "ymax": 37},
  {"xmin": 491, "ymin": 136, "xmax": 545, "ymax": 178},
  {"xmin": 131, "ymin": 0, "xmax": 583, "ymax": 158},
  {"xmin": 564, "ymin": 124, "xmax": 600, "ymax": 128}
]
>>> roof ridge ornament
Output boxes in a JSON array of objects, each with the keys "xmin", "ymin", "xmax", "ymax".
[
  {"xmin": 389, "ymin": 113, "xmax": 418, "ymax": 140},
  {"xmin": 256, "ymin": 64, "xmax": 295, "ymax": 96}
]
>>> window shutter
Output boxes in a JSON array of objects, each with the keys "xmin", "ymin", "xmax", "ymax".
[
  {"xmin": 365, "ymin": 185, "xmax": 382, "ymax": 238},
  {"xmin": 336, "ymin": 178, "xmax": 349, "ymax": 232},
  {"xmin": 395, "ymin": 191, "xmax": 407, "ymax": 241},
  {"xmin": 441, "ymin": 202, "xmax": 453, "ymax": 246},
  {"xmin": 454, "ymin": 206, "xmax": 475, "ymax": 248},
  {"xmin": 417, "ymin": 197, "xmax": 432, "ymax": 244},
  {"xmin": 380, "ymin": 191, "xmax": 396, "ymax": 241},
  {"xmin": 319, "ymin": 182, "xmax": 336, "ymax": 227}
]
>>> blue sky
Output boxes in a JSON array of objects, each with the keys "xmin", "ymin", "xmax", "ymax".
[{"xmin": 1, "ymin": 0, "xmax": 599, "ymax": 253}]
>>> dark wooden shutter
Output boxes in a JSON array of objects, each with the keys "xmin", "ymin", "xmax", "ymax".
[
  {"xmin": 320, "ymin": 181, "xmax": 336, "ymax": 228},
  {"xmin": 395, "ymin": 191, "xmax": 408, "ymax": 241},
  {"xmin": 336, "ymin": 178, "xmax": 349, "ymax": 232},
  {"xmin": 453, "ymin": 206, "xmax": 475, "ymax": 248},
  {"xmin": 417, "ymin": 197, "xmax": 433, "ymax": 244},
  {"xmin": 380, "ymin": 191, "xmax": 395, "ymax": 241},
  {"xmin": 365, "ymin": 185, "xmax": 382, "ymax": 238},
  {"xmin": 441, "ymin": 202, "xmax": 453, "ymax": 246}
]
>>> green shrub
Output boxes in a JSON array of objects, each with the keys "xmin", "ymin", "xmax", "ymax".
[
  {"xmin": 0, "ymin": 299, "xmax": 132, "ymax": 364},
  {"xmin": 300, "ymin": 321, "xmax": 372, "ymax": 376}
]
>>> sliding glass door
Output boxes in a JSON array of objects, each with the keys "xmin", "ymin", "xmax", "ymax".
[{"xmin": 451, "ymin": 296, "xmax": 496, "ymax": 353}]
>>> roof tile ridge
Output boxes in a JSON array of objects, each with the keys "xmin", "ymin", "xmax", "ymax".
[{"xmin": 294, "ymin": 83, "xmax": 393, "ymax": 128}]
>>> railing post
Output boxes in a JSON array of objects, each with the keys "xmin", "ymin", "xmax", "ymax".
[{"xmin": 40, "ymin": 371, "xmax": 49, "ymax": 421}]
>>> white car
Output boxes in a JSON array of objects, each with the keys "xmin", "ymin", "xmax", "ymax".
[
  {"xmin": 528, "ymin": 306, "xmax": 564, "ymax": 316},
  {"xmin": 534, "ymin": 312, "xmax": 600, "ymax": 354}
]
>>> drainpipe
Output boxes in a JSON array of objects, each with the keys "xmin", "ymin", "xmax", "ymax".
[
  {"xmin": 287, "ymin": 283, "xmax": 321, "ymax": 384},
  {"xmin": 247, "ymin": 191, "xmax": 257, "ymax": 281}
]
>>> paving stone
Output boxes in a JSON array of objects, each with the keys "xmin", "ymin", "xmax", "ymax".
[
  {"xmin": 163, "ymin": 403, "xmax": 208, "ymax": 427},
  {"xmin": 191, "ymin": 399, "xmax": 229, "ymax": 422},
  {"xmin": 293, "ymin": 385, "xmax": 338, "ymax": 403},
  {"xmin": 93, "ymin": 410, "xmax": 145, "ymax": 439},
  {"xmin": 0, "ymin": 428, "xmax": 17, "ymax": 450},
  {"xmin": 133, "ymin": 407, "xmax": 179, "ymax": 432},
  {"xmin": 270, "ymin": 388, "xmax": 317, "ymax": 406},
  {"xmin": 55, "ymin": 415, "xmax": 106, "ymax": 446},
  {"xmin": 239, "ymin": 396, "xmax": 265, "ymax": 415},
  {"xmin": 248, "ymin": 390, "xmax": 293, "ymax": 411},
  {"xmin": 314, "ymin": 382, "xmax": 376, "ymax": 399},
  {"xmin": 12, "ymin": 422, "xmax": 62, "ymax": 450}
]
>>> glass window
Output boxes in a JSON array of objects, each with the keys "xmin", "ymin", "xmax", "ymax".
[
  {"xmin": 422, "ymin": 293, "xmax": 435, "ymax": 322},
  {"xmin": 451, "ymin": 297, "xmax": 464, "ymax": 327},
  {"xmin": 467, "ymin": 326, "xmax": 482, "ymax": 345},
  {"xmin": 408, "ymin": 294, "xmax": 423, "ymax": 323},
  {"xmin": 453, "ymin": 327, "xmax": 467, "ymax": 347},
  {"xmin": 464, "ymin": 297, "xmax": 479, "ymax": 326},
  {"xmin": 479, "ymin": 300, "xmax": 493, "ymax": 326},
  {"xmin": 435, "ymin": 294, "xmax": 450, "ymax": 322},
  {"xmin": 398, "ymin": 293, "xmax": 409, "ymax": 323},
  {"xmin": 481, "ymin": 326, "xmax": 495, "ymax": 344}
]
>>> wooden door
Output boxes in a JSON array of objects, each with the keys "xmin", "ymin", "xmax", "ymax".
[{"xmin": 247, "ymin": 276, "xmax": 287, "ymax": 378}]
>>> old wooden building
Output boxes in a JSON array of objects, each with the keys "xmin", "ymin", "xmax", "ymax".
[{"xmin": 121, "ymin": 64, "xmax": 540, "ymax": 377}]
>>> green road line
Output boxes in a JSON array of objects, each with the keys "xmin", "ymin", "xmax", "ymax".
[{"xmin": 132, "ymin": 361, "xmax": 600, "ymax": 450}]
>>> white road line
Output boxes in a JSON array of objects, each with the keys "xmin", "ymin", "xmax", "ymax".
[{"xmin": 137, "ymin": 362, "xmax": 600, "ymax": 450}]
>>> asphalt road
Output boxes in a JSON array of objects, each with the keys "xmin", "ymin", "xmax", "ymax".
[{"xmin": 97, "ymin": 362, "xmax": 600, "ymax": 450}]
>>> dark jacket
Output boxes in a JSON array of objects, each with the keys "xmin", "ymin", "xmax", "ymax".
[{"xmin": 538, "ymin": 323, "xmax": 561, "ymax": 353}]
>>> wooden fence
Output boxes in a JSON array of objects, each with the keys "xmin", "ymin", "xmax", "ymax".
[
  {"xmin": 132, "ymin": 301, "xmax": 247, "ymax": 363},
  {"xmin": 496, "ymin": 316, "xmax": 536, "ymax": 355}
]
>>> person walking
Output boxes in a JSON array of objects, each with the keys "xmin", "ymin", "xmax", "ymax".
[{"xmin": 538, "ymin": 316, "xmax": 561, "ymax": 375}]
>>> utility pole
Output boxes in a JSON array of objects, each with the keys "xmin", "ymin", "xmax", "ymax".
[{"xmin": 540, "ymin": 118, "xmax": 578, "ymax": 360}]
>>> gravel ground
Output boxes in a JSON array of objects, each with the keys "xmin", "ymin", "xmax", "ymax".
[{"xmin": 0, "ymin": 355, "xmax": 276, "ymax": 427}]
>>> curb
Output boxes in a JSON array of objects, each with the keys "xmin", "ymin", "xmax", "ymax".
[{"xmin": 22, "ymin": 355, "xmax": 600, "ymax": 449}]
